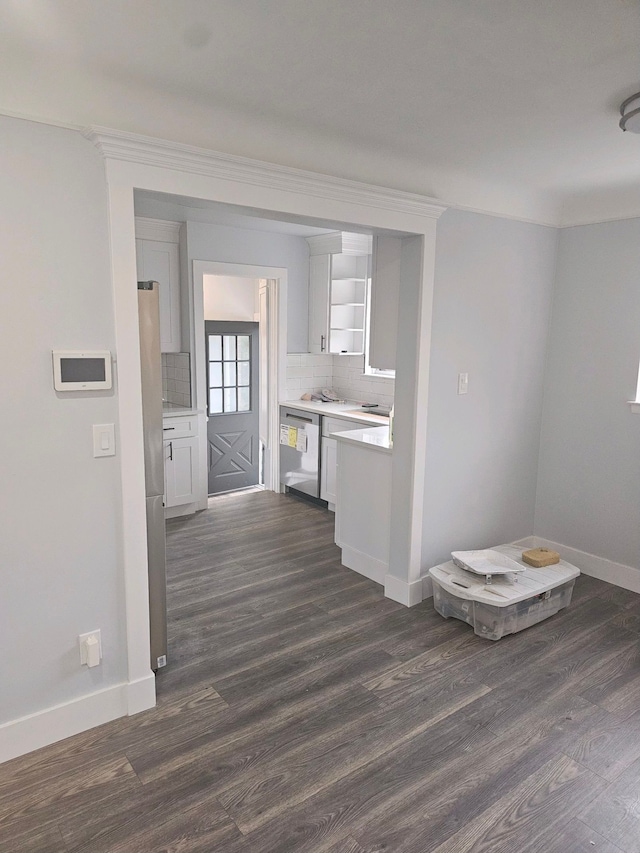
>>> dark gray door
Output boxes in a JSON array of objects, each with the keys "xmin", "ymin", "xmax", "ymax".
[{"xmin": 205, "ymin": 321, "xmax": 259, "ymax": 495}]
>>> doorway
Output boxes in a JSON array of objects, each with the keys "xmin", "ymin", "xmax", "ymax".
[
  {"xmin": 103, "ymin": 146, "xmax": 441, "ymax": 721},
  {"xmin": 192, "ymin": 261, "xmax": 287, "ymax": 503},
  {"xmin": 205, "ymin": 320, "xmax": 260, "ymax": 494}
]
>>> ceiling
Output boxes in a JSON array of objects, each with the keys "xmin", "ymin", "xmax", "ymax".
[{"xmin": 1, "ymin": 0, "xmax": 639, "ymax": 226}]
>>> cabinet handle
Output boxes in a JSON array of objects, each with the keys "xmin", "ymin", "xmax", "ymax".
[
  {"xmin": 320, "ymin": 334, "xmax": 326, "ymax": 352},
  {"xmin": 287, "ymin": 414, "xmax": 313, "ymax": 424},
  {"xmin": 163, "ymin": 427, "xmax": 175, "ymax": 431},
  {"xmin": 169, "ymin": 441, "xmax": 173, "ymax": 461}
]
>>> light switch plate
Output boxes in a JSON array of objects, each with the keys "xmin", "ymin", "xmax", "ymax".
[
  {"xmin": 458, "ymin": 373, "xmax": 469, "ymax": 395},
  {"xmin": 93, "ymin": 423, "xmax": 115, "ymax": 457}
]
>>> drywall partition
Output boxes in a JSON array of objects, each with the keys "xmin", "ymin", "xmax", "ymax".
[
  {"xmin": 535, "ymin": 218, "xmax": 640, "ymax": 573},
  {"xmin": 422, "ymin": 209, "xmax": 558, "ymax": 573},
  {"xmin": 386, "ymin": 235, "xmax": 432, "ymax": 606},
  {"xmin": 203, "ymin": 275, "xmax": 259, "ymax": 321},
  {"xmin": 0, "ymin": 117, "xmax": 128, "ymax": 759},
  {"xmin": 186, "ymin": 221, "xmax": 309, "ymax": 352},
  {"xmin": 131, "ymin": 197, "xmax": 311, "ymax": 353}
]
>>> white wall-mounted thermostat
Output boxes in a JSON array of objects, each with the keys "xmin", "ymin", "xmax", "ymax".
[{"xmin": 52, "ymin": 350, "xmax": 113, "ymax": 391}]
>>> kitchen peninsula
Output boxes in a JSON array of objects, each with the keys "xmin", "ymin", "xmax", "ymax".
[{"xmin": 333, "ymin": 424, "xmax": 392, "ymax": 585}]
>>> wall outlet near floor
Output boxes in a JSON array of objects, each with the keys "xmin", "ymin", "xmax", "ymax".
[
  {"xmin": 458, "ymin": 372, "xmax": 469, "ymax": 395},
  {"xmin": 156, "ymin": 654, "xmax": 167, "ymax": 669},
  {"xmin": 79, "ymin": 630, "xmax": 102, "ymax": 667}
]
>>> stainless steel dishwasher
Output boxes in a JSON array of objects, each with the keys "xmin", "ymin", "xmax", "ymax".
[{"xmin": 279, "ymin": 407, "xmax": 322, "ymax": 499}]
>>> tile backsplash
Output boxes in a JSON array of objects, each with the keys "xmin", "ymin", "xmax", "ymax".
[
  {"xmin": 162, "ymin": 352, "xmax": 192, "ymax": 407},
  {"xmin": 332, "ymin": 354, "xmax": 395, "ymax": 408},
  {"xmin": 285, "ymin": 353, "xmax": 394, "ymax": 408}
]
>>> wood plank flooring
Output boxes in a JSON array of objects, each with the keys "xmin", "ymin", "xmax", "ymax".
[{"xmin": 2, "ymin": 489, "xmax": 640, "ymax": 852}]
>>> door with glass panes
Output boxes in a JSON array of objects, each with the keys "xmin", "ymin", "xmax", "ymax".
[{"xmin": 205, "ymin": 321, "xmax": 259, "ymax": 494}]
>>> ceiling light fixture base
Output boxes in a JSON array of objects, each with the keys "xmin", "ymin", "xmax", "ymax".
[{"xmin": 619, "ymin": 92, "xmax": 640, "ymax": 133}]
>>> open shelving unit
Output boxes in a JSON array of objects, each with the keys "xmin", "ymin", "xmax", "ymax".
[{"xmin": 329, "ymin": 254, "xmax": 369, "ymax": 355}]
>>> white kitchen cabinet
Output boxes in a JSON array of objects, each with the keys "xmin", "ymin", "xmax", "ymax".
[
  {"xmin": 162, "ymin": 412, "xmax": 200, "ymax": 515},
  {"xmin": 334, "ymin": 430, "xmax": 392, "ymax": 585},
  {"xmin": 368, "ymin": 235, "xmax": 402, "ymax": 371},
  {"xmin": 135, "ymin": 219, "xmax": 182, "ymax": 353},
  {"xmin": 329, "ymin": 253, "xmax": 369, "ymax": 355},
  {"xmin": 164, "ymin": 435, "xmax": 199, "ymax": 507},
  {"xmin": 308, "ymin": 253, "xmax": 330, "ymax": 353},
  {"xmin": 307, "ymin": 232, "xmax": 372, "ymax": 356},
  {"xmin": 320, "ymin": 436, "xmax": 338, "ymax": 506},
  {"xmin": 320, "ymin": 415, "xmax": 364, "ymax": 511}
]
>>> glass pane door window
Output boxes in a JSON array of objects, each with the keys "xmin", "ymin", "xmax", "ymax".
[{"xmin": 207, "ymin": 334, "xmax": 251, "ymax": 414}]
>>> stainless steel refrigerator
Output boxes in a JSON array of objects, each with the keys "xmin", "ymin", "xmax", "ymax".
[{"xmin": 138, "ymin": 281, "xmax": 168, "ymax": 671}]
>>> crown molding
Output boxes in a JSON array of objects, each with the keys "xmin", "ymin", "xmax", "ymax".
[
  {"xmin": 306, "ymin": 231, "xmax": 373, "ymax": 256},
  {"xmin": 3, "ymin": 110, "xmax": 637, "ymax": 230},
  {"xmin": 83, "ymin": 126, "xmax": 447, "ymax": 221},
  {"xmin": 134, "ymin": 216, "xmax": 181, "ymax": 243},
  {"xmin": 558, "ymin": 211, "xmax": 640, "ymax": 229}
]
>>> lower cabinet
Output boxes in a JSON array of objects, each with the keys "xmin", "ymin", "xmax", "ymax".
[
  {"xmin": 320, "ymin": 436, "xmax": 338, "ymax": 506},
  {"xmin": 320, "ymin": 416, "xmax": 366, "ymax": 511},
  {"xmin": 162, "ymin": 413, "xmax": 200, "ymax": 513},
  {"xmin": 164, "ymin": 435, "xmax": 199, "ymax": 507},
  {"xmin": 334, "ymin": 437, "xmax": 392, "ymax": 586}
]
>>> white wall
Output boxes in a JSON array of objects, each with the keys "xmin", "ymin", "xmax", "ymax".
[
  {"xmin": 185, "ymin": 222, "xmax": 309, "ymax": 351},
  {"xmin": 132, "ymin": 198, "xmax": 311, "ymax": 353},
  {"xmin": 0, "ymin": 117, "xmax": 126, "ymax": 725},
  {"xmin": 535, "ymin": 218, "xmax": 640, "ymax": 570},
  {"xmin": 203, "ymin": 274, "xmax": 259, "ymax": 321},
  {"xmin": 422, "ymin": 209, "xmax": 558, "ymax": 569}
]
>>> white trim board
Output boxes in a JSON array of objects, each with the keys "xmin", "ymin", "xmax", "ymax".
[
  {"xmin": 85, "ymin": 127, "xmax": 445, "ymax": 221},
  {"xmin": 513, "ymin": 536, "xmax": 640, "ymax": 595},
  {"xmin": 134, "ymin": 216, "xmax": 181, "ymax": 243},
  {"xmin": 421, "ymin": 536, "xmax": 640, "ymax": 599},
  {"xmin": 385, "ymin": 574, "xmax": 424, "ymax": 607},
  {"xmin": 0, "ymin": 675, "xmax": 155, "ymax": 764},
  {"xmin": 192, "ymin": 261, "xmax": 286, "ymax": 501},
  {"xmin": 341, "ymin": 545, "xmax": 386, "ymax": 586}
]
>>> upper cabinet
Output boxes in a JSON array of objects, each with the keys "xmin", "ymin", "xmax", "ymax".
[
  {"xmin": 135, "ymin": 218, "xmax": 182, "ymax": 353},
  {"xmin": 306, "ymin": 232, "xmax": 372, "ymax": 355},
  {"xmin": 368, "ymin": 235, "xmax": 402, "ymax": 371}
]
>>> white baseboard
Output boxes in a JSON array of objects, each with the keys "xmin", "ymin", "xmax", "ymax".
[
  {"xmin": 384, "ymin": 574, "xmax": 423, "ymax": 607},
  {"xmin": 341, "ymin": 545, "xmax": 386, "ymax": 585},
  {"xmin": 126, "ymin": 673, "xmax": 157, "ymax": 715},
  {"xmin": 0, "ymin": 674, "xmax": 156, "ymax": 764},
  {"xmin": 420, "ymin": 535, "xmax": 640, "ymax": 600},
  {"xmin": 513, "ymin": 535, "xmax": 640, "ymax": 594}
]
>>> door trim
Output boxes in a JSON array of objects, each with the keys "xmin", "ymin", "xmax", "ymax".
[{"xmin": 193, "ymin": 261, "xmax": 286, "ymax": 500}]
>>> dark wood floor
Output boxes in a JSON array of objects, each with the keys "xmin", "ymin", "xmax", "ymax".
[{"xmin": 3, "ymin": 490, "xmax": 640, "ymax": 852}]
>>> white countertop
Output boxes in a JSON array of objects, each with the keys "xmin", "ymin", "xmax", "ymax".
[
  {"xmin": 280, "ymin": 399, "xmax": 390, "ymax": 427},
  {"xmin": 333, "ymin": 425, "xmax": 392, "ymax": 453}
]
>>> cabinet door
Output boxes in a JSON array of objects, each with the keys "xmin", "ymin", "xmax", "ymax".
[
  {"xmin": 320, "ymin": 436, "xmax": 338, "ymax": 506},
  {"xmin": 369, "ymin": 236, "xmax": 401, "ymax": 370},
  {"xmin": 308, "ymin": 254, "xmax": 330, "ymax": 353},
  {"xmin": 164, "ymin": 436, "xmax": 199, "ymax": 506},
  {"xmin": 137, "ymin": 239, "xmax": 181, "ymax": 353}
]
